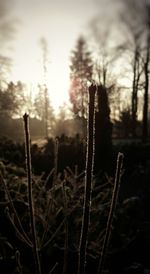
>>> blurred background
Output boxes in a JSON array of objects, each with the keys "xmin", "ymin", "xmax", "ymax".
[{"xmin": 0, "ymin": 0, "xmax": 150, "ymax": 142}]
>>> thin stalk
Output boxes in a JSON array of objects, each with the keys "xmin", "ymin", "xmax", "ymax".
[
  {"xmin": 5, "ymin": 207, "xmax": 32, "ymax": 247},
  {"xmin": 54, "ymin": 137, "xmax": 59, "ymax": 183},
  {"xmin": 40, "ymin": 197, "xmax": 52, "ymax": 246},
  {"xmin": 97, "ymin": 152, "xmax": 124, "ymax": 274},
  {"xmin": 40, "ymin": 194, "xmax": 63, "ymax": 247},
  {"xmin": 78, "ymin": 84, "xmax": 96, "ymax": 274},
  {"xmin": 42, "ymin": 219, "xmax": 65, "ymax": 249},
  {"xmin": 44, "ymin": 168, "xmax": 55, "ymax": 188},
  {"xmin": 0, "ymin": 173, "xmax": 32, "ymax": 247},
  {"xmin": 23, "ymin": 113, "xmax": 41, "ymax": 274},
  {"xmin": 62, "ymin": 180, "xmax": 69, "ymax": 274},
  {"xmin": 48, "ymin": 262, "xmax": 58, "ymax": 274},
  {"xmin": 15, "ymin": 250, "xmax": 22, "ymax": 274}
]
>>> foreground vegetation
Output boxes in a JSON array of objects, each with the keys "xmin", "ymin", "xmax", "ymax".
[{"xmin": 0, "ymin": 130, "xmax": 150, "ymax": 273}]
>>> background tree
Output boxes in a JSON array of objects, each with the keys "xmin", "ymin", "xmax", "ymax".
[
  {"xmin": 88, "ymin": 13, "xmax": 129, "ymax": 129},
  {"xmin": 94, "ymin": 85, "xmax": 113, "ymax": 175},
  {"xmin": 142, "ymin": 3, "xmax": 150, "ymax": 142},
  {"xmin": 119, "ymin": 0, "xmax": 150, "ymax": 141},
  {"xmin": 0, "ymin": 81, "xmax": 33, "ymax": 119},
  {"xmin": 0, "ymin": 0, "xmax": 16, "ymax": 87},
  {"xmin": 0, "ymin": 82, "xmax": 18, "ymax": 118},
  {"xmin": 53, "ymin": 104, "xmax": 69, "ymax": 136},
  {"xmin": 34, "ymin": 84, "xmax": 55, "ymax": 137},
  {"xmin": 69, "ymin": 36, "xmax": 93, "ymax": 123},
  {"xmin": 8, "ymin": 81, "xmax": 34, "ymax": 117},
  {"xmin": 119, "ymin": 107, "xmax": 133, "ymax": 138},
  {"xmin": 89, "ymin": 17, "xmax": 121, "ymax": 88},
  {"xmin": 0, "ymin": 82, "xmax": 20, "ymax": 137},
  {"xmin": 38, "ymin": 37, "xmax": 51, "ymax": 138}
]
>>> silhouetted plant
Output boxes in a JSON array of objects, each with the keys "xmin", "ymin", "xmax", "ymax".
[
  {"xmin": 69, "ymin": 36, "xmax": 93, "ymax": 123},
  {"xmin": 94, "ymin": 85, "xmax": 113, "ymax": 175},
  {"xmin": 62, "ymin": 180, "xmax": 69, "ymax": 274},
  {"xmin": 0, "ymin": 174, "xmax": 32, "ymax": 247},
  {"xmin": 1, "ymin": 100, "xmax": 150, "ymax": 274},
  {"xmin": 54, "ymin": 137, "xmax": 59, "ymax": 183},
  {"xmin": 78, "ymin": 84, "xmax": 96, "ymax": 274},
  {"xmin": 23, "ymin": 113, "xmax": 41, "ymax": 274},
  {"xmin": 15, "ymin": 250, "xmax": 22, "ymax": 274},
  {"xmin": 97, "ymin": 152, "xmax": 124, "ymax": 274}
]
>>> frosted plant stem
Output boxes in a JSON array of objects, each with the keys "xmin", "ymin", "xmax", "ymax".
[
  {"xmin": 62, "ymin": 180, "xmax": 69, "ymax": 274},
  {"xmin": 0, "ymin": 173, "xmax": 32, "ymax": 247},
  {"xmin": 97, "ymin": 152, "xmax": 124, "ymax": 274},
  {"xmin": 54, "ymin": 137, "xmax": 59, "ymax": 183},
  {"xmin": 78, "ymin": 84, "xmax": 96, "ymax": 274},
  {"xmin": 15, "ymin": 250, "xmax": 22, "ymax": 274},
  {"xmin": 23, "ymin": 113, "xmax": 41, "ymax": 274}
]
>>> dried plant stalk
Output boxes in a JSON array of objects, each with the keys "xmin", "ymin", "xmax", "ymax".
[
  {"xmin": 15, "ymin": 250, "xmax": 22, "ymax": 274},
  {"xmin": 62, "ymin": 180, "xmax": 69, "ymax": 274},
  {"xmin": 0, "ymin": 173, "xmax": 32, "ymax": 247},
  {"xmin": 78, "ymin": 84, "xmax": 96, "ymax": 274},
  {"xmin": 23, "ymin": 113, "xmax": 41, "ymax": 274},
  {"xmin": 97, "ymin": 152, "xmax": 124, "ymax": 274},
  {"xmin": 54, "ymin": 137, "xmax": 59, "ymax": 182}
]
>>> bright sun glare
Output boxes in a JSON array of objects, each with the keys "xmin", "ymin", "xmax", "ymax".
[
  {"xmin": 8, "ymin": 0, "xmax": 98, "ymax": 114},
  {"xmin": 11, "ymin": 49, "xmax": 70, "ymax": 113}
]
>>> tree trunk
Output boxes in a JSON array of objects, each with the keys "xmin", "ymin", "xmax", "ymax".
[
  {"xmin": 142, "ymin": 34, "xmax": 150, "ymax": 142},
  {"xmin": 132, "ymin": 48, "xmax": 140, "ymax": 138}
]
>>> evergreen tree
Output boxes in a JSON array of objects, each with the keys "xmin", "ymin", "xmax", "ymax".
[
  {"xmin": 0, "ymin": 1, "xmax": 16, "ymax": 87},
  {"xmin": 0, "ymin": 82, "xmax": 18, "ymax": 118},
  {"xmin": 94, "ymin": 85, "xmax": 113, "ymax": 175},
  {"xmin": 0, "ymin": 81, "xmax": 33, "ymax": 118},
  {"xmin": 34, "ymin": 84, "xmax": 55, "ymax": 137},
  {"xmin": 69, "ymin": 36, "xmax": 93, "ymax": 120}
]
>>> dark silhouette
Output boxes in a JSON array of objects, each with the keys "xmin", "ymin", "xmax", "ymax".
[
  {"xmin": 94, "ymin": 85, "xmax": 113, "ymax": 175},
  {"xmin": 142, "ymin": 12, "xmax": 150, "ymax": 142},
  {"xmin": 69, "ymin": 36, "xmax": 93, "ymax": 137}
]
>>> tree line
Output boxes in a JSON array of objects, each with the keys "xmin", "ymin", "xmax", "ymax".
[
  {"xmin": 69, "ymin": 0, "xmax": 150, "ymax": 142},
  {"xmin": 0, "ymin": 0, "xmax": 149, "ymax": 141}
]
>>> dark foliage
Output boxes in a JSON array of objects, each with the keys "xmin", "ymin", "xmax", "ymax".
[
  {"xmin": 0, "ymin": 136, "xmax": 150, "ymax": 273},
  {"xmin": 94, "ymin": 85, "xmax": 113, "ymax": 175}
]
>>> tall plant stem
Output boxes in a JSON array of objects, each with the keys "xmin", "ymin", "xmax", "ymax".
[
  {"xmin": 97, "ymin": 152, "xmax": 124, "ymax": 274},
  {"xmin": 54, "ymin": 137, "xmax": 59, "ymax": 183},
  {"xmin": 78, "ymin": 84, "xmax": 96, "ymax": 274},
  {"xmin": 23, "ymin": 113, "xmax": 41, "ymax": 274},
  {"xmin": 0, "ymin": 173, "xmax": 32, "ymax": 247},
  {"xmin": 62, "ymin": 180, "xmax": 69, "ymax": 274}
]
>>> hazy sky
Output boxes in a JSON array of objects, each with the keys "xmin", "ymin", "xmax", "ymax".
[
  {"xmin": 2, "ymin": 0, "xmax": 148, "ymax": 111},
  {"xmin": 7, "ymin": 0, "xmax": 99, "ymax": 110}
]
